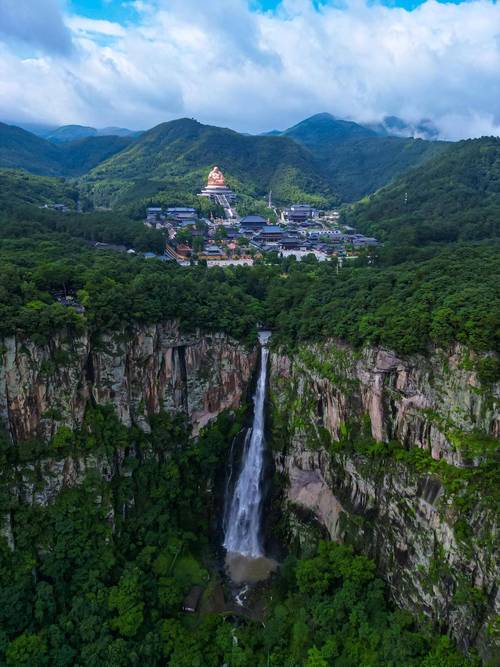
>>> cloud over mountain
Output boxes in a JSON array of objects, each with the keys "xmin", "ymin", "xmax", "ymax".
[{"xmin": 0, "ymin": 0, "xmax": 499, "ymax": 139}]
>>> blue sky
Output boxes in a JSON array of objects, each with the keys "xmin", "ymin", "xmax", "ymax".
[
  {"xmin": 0, "ymin": 0, "xmax": 499, "ymax": 138},
  {"xmin": 68, "ymin": 0, "xmax": 469, "ymax": 20},
  {"xmin": 68, "ymin": 0, "xmax": 140, "ymax": 21}
]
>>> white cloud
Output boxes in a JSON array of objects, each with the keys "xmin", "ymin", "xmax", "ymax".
[
  {"xmin": 0, "ymin": 0, "xmax": 499, "ymax": 138},
  {"xmin": 66, "ymin": 17, "xmax": 127, "ymax": 38}
]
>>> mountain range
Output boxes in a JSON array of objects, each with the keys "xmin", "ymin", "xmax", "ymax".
[
  {"xmin": 42, "ymin": 125, "xmax": 141, "ymax": 144},
  {"xmin": 82, "ymin": 118, "xmax": 339, "ymax": 209},
  {"xmin": 0, "ymin": 114, "xmax": 497, "ymax": 221},
  {"xmin": 265, "ymin": 113, "xmax": 440, "ymax": 142},
  {"xmin": 273, "ymin": 113, "xmax": 447, "ymax": 201},
  {"xmin": 9, "ymin": 122, "xmax": 140, "ymax": 143},
  {"xmin": 0, "ymin": 122, "xmax": 134, "ymax": 177}
]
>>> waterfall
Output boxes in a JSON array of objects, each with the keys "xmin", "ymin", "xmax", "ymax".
[{"xmin": 223, "ymin": 331, "xmax": 270, "ymax": 558}]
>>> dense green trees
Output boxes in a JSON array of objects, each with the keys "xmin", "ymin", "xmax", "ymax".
[
  {"xmin": 0, "ymin": 204, "xmax": 165, "ymax": 251},
  {"xmin": 0, "ymin": 170, "xmax": 78, "ymax": 209},
  {"xmin": 0, "ymin": 123, "xmax": 133, "ymax": 177},
  {"xmin": 262, "ymin": 244, "xmax": 500, "ymax": 355},
  {"xmin": 235, "ymin": 541, "xmax": 477, "ymax": 666},
  {"xmin": 0, "ymin": 409, "xmax": 229, "ymax": 665},
  {"xmin": 278, "ymin": 113, "xmax": 447, "ymax": 202},
  {"xmin": 81, "ymin": 118, "xmax": 338, "ymax": 208},
  {"xmin": 348, "ymin": 137, "xmax": 500, "ymax": 244},
  {"xmin": 0, "ymin": 410, "xmax": 477, "ymax": 666},
  {"xmin": 0, "ymin": 204, "xmax": 498, "ymax": 357}
]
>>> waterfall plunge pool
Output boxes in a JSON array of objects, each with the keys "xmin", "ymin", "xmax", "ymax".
[{"xmin": 225, "ymin": 552, "xmax": 277, "ymax": 585}]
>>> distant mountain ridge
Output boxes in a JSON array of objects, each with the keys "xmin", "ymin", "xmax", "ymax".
[
  {"xmin": 44, "ymin": 125, "xmax": 98, "ymax": 143},
  {"xmin": 42, "ymin": 124, "xmax": 141, "ymax": 144},
  {"xmin": 271, "ymin": 113, "xmax": 447, "ymax": 200},
  {"xmin": 2, "ymin": 121, "xmax": 140, "ymax": 142},
  {"xmin": 281, "ymin": 113, "xmax": 377, "ymax": 149},
  {"xmin": 266, "ymin": 112, "xmax": 441, "ymax": 142},
  {"xmin": 0, "ymin": 122, "xmax": 135, "ymax": 176}
]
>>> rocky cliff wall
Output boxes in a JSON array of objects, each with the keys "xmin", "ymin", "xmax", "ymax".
[
  {"xmin": 1, "ymin": 327, "xmax": 498, "ymax": 657},
  {"xmin": 0, "ymin": 322, "xmax": 256, "ymax": 443},
  {"xmin": 271, "ymin": 341, "xmax": 499, "ymax": 467},
  {"xmin": 269, "ymin": 341, "xmax": 499, "ymax": 659}
]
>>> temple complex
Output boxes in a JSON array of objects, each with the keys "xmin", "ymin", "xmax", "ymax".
[{"xmin": 199, "ymin": 166, "xmax": 236, "ymax": 204}]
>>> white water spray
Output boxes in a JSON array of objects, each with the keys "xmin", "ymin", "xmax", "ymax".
[{"xmin": 224, "ymin": 331, "xmax": 270, "ymax": 558}]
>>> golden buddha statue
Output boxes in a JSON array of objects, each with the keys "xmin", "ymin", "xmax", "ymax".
[{"xmin": 207, "ymin": 166, "xmax": 225, "ymax": 187}]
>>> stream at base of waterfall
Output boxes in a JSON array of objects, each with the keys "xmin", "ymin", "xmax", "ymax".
[{"xmin": 223, "ymin": 331, "xmax": 277, "ymax": 585}]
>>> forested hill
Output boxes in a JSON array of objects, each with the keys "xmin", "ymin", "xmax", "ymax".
[
  {"xmin": 348, "ymin": 137, "xmax": 500, "ymax": 245},
  {"xmin": 276, "ymin": 113, "xmax": 447, "ymax": 201},
  {"xmin": 58, "ymin": 136, "xmax": 135, "ymax": 175},
  {"xmin": 2, "ymin": 114, "xmax": 496, "ymax": 211},
  {"xmin": 0, "ymin": 170, "xmax": 78, "ymax": 209},
  {"xmin": 0, "ymin": 122, "xmax": 134, "ymax": 177},
  {"xmin": 82, "ymin": 118, "xmax": 338, "ymax": 209},
  {"xmin": 0, "ymin": 122, "xmax": 63, "ymax": 176},
  {"xmin": 281, "ymin": 113, "xmax": 377, "ymax": 147},
  {"xmin": 42, "ymin": 124, "xmax": 99, "ymax": 143},
  {"xmin": 43, "ymin": 124, "xmax": 138, "ymax": 143}
]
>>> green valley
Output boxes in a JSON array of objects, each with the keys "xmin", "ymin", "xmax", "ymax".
[{"xmin": 0, "ymin": 122, "xmax": 134, "ymax": 177}]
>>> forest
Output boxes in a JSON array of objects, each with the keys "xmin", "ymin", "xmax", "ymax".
[
  {"xmin": 0, "ymin": 204, "xmax": 498, "ymax": 363},
  {"xmin": 348, "ymin": 138, "xmax": 500, "ymax": 244},
  {"xmin": 0, "ymin": 129, "xmax": 498, "ymax": 665},
  {"xmin": 278, "ymin": 113, "xmax": 447, "ymax": 201},
  {"xmin": 0, "ymin": 409, "xmax": 477, "ymax": 667},
  {"xmin": 4, "ymin": 114, "xmax": 449, "ymax": 212},
  {"xmin": 81, "ymin": 118, "xmax": 338, "ymax": 210},
  {"xmin": 0, "ymin": 123, "xmax": 133, "ymax": 177}
]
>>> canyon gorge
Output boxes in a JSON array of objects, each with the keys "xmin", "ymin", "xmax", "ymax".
[{"xmin": 0, "ymin": 323, "xmax": 498, "ymax": 661}]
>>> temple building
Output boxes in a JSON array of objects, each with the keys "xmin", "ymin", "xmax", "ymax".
[
  {"xmin": 283, "ymin": 203, "xmax": 317, "ymax": 224},
  {"xmin": 257, "ymin": 225, "xmax": 284, "ymax": 243},
  {"xmin": 198, "ymin": 166, "xmax": 236, "ymax": 204},
  {"xmin": 239, "ymin": 214, "xmax": 267, "ymax": 232}
]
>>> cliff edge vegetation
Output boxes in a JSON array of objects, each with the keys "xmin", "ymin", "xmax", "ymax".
[{"xmin": 1, "ymin": 203, "xmax": 498, "ymax": 365}]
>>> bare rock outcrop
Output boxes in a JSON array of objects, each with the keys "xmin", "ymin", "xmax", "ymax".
[
  {"xmin": 270, "ymin": 341, "xmax": 499, "ymax": 466},
  {"xmin": 0, "ymin": 322, "xmax": 256, "ymax": 442}
]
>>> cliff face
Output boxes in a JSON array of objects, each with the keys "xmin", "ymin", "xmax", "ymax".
[
  {"xmin": 271, "ymin": 341, "xmax": 498, "ymax": 466},
  {"xmin": 1, "ymin": 327, "xmax": 498, "ymax": 658},
  {"xmin": 269, "ymin": 340, "xmax": 499, "ymax": 658},
  {"xmin": 0, "ymin": 322, "xmax": 256, "ymax": 443}
]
